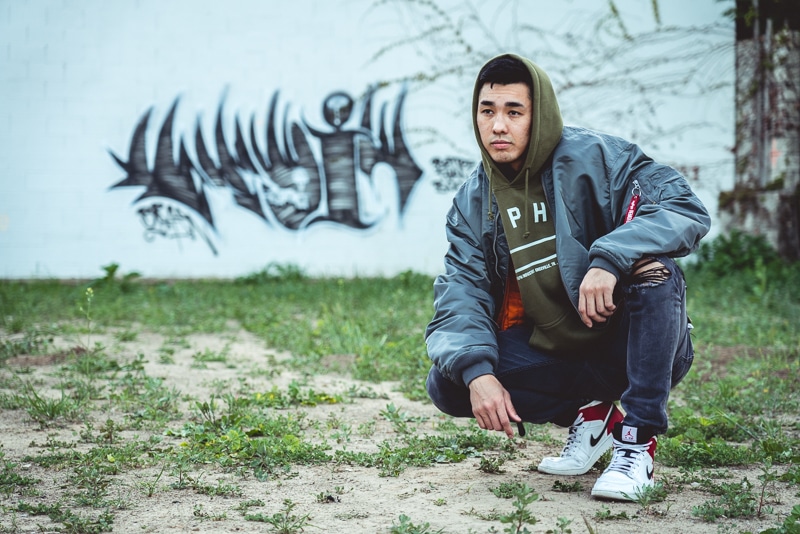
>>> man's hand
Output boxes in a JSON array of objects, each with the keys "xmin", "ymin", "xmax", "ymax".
[
  {"xmin": 468, "ymin": 374, "xmax": 520, "ymax": 438},
  {"xmin": 578, "ymin": 267, "xmax": 618, "ymax": 328}
]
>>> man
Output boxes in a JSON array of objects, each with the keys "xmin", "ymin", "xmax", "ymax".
[{"xmin": 424, "ymin": 54, "xmax": 710, "ymax": 500}]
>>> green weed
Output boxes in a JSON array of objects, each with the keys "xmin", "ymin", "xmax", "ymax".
[
  {"xmin": 492, "ymin": 481, "xmax": 531, "ymax": 499},
  {"xmin": 390, "ymin": 514, "xmax": 444, "ymax": 534},
  {"xmin": 381, "ymin": 402, "xmax": 426, "ymax": 434},
  {"xmin": 498, "ymin": 483, "xmax": 540, "ymax": 533},
  {"xmin": 0, "ymin": 450, "xmax": 39, "ymax": 497},
  {"xmin": 17, "ymin": 501, "xmax": 114, "ymax": 533},
  {"xmin": 244, "ymin": 499, "xmax": 312, "ymax": 532},
  {"xmin": 594, "ymin": 505, "xmax": 630, "ymax": 520},
  {"xmin": 546, "ymin": 517, "xmax": 574, "ymax": 534},
  {"xmin": 751, "ymin": 504, "xmax": 800, "ymax": 534},
  {"xmin": 479, "ymin": 456, "xmax": 507, "ymax": 474},
  {"xmin": 658, "ymin": 435, "xmax": 754, "ymax": 468},
  {"xmin": 781, "ymin": 465, "xmax": 800, "ymax": 485},
  {"xmin": 625, "ymin": 482, "xmax": 669, "ymax": 515},
  {"xmin": 138, "ymin": 464, "xmax": 166, "ymax": 497},
  {"xmin": 357, "ymin": 420, "xmax": 377, "ymax": 438},
  {"xmin": 186, "ymin": 475, "xmax": 242, "ymax": 497},
  {"xmin": 235, "ymin": 263, "xmax": 306, "ymax": 284},
  {"xmin": 236, "ymin": 498, "xmax": 265, "ymax": 513},
  {"xmin": 70, "ymin": 465, "xmax": 111, "ymax": 506},
  {"xmin": 551, "ymin": 480, "xmax": 582, "ymax": 493},
  {"xmin": 692, "ymin": 478, "xmax": 758, "ymax": 522},
  {"xmin": 114, "ymin": 329, "xmax": 137, "ymax": 342},
  {"xmin": 92, "ymin": 263, "xmax": 141, "ymax": 294},
  {"xmin": 316, "ymin": 491, "xmax": 341, "ymax": 503},
  {"xmin": 0, "ymin": 328, "xmax": 53, "ymax": 362},
  {"xmin": 192, "ymin": 503, "xmax": 227, "ymax": 522},
  {"xmin": 333, "ymin": 428, "xmax": 502, "ymax": 477},
  {"xmin": 18, "ymin": 384, "xmax": 84, "ymax": 427},
  {"xmin": 191, "ymin": 347, "xmax": 229, "ymax": 368}
]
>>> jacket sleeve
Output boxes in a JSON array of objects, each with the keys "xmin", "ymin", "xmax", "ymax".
[
  {"xmin": 424, "ymin": 175, "xmax": 500, "ymax": 387},
  {"xmin": 588, "ymin": 142, "xmax": 712, "ymax": 278}
]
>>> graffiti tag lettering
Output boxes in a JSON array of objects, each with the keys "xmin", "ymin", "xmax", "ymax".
[{"xmin": 136, "ymin": 203, "xmax": 218, "ymax": 255}]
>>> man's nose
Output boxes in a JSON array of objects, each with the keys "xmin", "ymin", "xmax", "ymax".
[{"xmin": 492, "ymin": 116, "xmax": 508, "ymax": 133}]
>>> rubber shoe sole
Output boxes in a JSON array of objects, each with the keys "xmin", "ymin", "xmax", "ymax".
[
  {"xmin": 537, "ymin": 430, "xmax": 614, "ymax": 476},
  {"xmin": 591, "ymin": 471, "xmax": 654, "ymax": 501}
]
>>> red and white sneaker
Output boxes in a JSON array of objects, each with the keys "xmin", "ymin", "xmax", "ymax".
[
  {"xmin": 591, "ymin": 422, "xmax": 657, "ymax": 501},
  {"xmin": 537, "ymin": 401, "xmax": 624, "ymax": 476}
]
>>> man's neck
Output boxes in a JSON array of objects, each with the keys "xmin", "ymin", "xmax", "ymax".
[{"xmin": 497, "ymin": 163, "xmax": 518, "ymax": 180}]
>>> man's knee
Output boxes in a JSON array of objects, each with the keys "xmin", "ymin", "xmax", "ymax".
[
  {"xmin": 425, "ymin": 366, "xmax": 442, "ymax": 402},
  {"xmin": 426, "ymin": 366, "xmax": 473, "ymax": 418}
]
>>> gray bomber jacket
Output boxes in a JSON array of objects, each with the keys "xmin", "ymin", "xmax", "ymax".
[{"xmin": 424, "ymin": 126, "xmax": 712, "ymax": 387}]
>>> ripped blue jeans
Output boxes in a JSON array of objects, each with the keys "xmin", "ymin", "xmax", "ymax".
[{"xmin": 426, "ymin": 255, "xmax": 694, "ymax": 434}]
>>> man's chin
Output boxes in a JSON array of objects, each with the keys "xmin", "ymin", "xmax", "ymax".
[{"xmin": 489, "ymin": 152, "xmax": 513, "ymax": 165}]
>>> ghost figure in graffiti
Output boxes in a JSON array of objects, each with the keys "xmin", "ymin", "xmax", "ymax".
[{"xmin": 303, "ymin": 90, "xmax": 384, "ymax": 228}]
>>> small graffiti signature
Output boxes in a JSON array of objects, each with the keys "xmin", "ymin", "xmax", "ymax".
[{"xmin": 137, "ymin": 203, "xmax": 218, "ymax": 255}]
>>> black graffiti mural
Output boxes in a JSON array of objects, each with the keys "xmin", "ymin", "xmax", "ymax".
[{"xmin": 109, "ymin": 86, "xmax": 423, "ymax": 254}]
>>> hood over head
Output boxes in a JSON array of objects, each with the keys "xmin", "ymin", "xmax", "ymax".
[{"xmin": 472, "ymin": 53, "xmax": 564, "ymax": 186}]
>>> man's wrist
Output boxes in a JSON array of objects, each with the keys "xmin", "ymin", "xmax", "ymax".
[
  {"xmin": 462, "ymin": 362, "xmax": 495, "ymax": 387},
  {"xmin": 589, "ymin": 257, "xmax": 621, "ymax": 281}
]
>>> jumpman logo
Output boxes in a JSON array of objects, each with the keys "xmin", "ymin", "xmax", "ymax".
[{"xmin": 622, "ymin": 425, "xmax": 638, "ymax": 443}]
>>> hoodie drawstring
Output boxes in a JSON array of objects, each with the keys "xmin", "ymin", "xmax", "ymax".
[
  {"xmin": 487, "ymin": 167, "xmax": 495, "ymax": 221},
  {"xmin": 523, "ymin": 168, "xmax": 530, "ymax": 239},
  {"xmin": 488, "ymin": 166, "xmax": 532, "ymax": 237}
]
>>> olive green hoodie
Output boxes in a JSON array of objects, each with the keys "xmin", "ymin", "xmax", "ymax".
[{"xmin": 472, "ymin": 53, "xmax": 608, "ymax": 353}]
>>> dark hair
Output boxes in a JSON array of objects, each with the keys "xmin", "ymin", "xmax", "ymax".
[{"xmin": 477, "ymin": 56, "xmax": 533, "ymax": 91}]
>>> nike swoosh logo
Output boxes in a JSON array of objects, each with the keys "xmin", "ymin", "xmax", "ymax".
[
  {"xmin": 589, "ymin": 431, "xmax": 604, "ymax": 447},
  {"xmin": 646, "ymin": 466, "xmax": 654, "ymax": 479},
  {"xmin": 588, "ymin": 408, "xmax": 615, "ymax": 447}
]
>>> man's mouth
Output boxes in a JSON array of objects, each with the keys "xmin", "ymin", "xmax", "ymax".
[{"xmin": 491, "ymin": 140, "xmax": 511, "ymax": 149}]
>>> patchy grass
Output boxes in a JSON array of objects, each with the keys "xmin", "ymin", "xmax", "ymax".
[{"xmin": 0, "ymin": 245, "xmax": 799, "ymax": 533}]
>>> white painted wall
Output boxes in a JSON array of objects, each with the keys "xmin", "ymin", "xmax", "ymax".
[{"xmin": 0, "ymin": 0, "xmax": 734, "ymax": 278}]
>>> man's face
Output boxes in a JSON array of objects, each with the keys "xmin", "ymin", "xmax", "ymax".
[{"xmin": 476, "ymin": 82, "xmax": 532, "ymax": 172}]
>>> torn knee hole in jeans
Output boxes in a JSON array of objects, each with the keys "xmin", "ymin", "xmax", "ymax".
[{"xmin": 632, "ymin": 258, "xmax": 671, "ymax": 285}]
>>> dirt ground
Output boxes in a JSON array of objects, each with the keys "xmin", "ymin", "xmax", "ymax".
[{"xmin": 1, "ymin": 328, "xmax": 797, "ymax": 533}]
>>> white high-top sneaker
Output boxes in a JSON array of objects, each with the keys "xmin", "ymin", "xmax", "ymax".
[
  {"xmin": 537, "ymin": 401, "xmax": 624, "ymax": 476},
  {"xmin": 591, "ymin": 422, "xmax": 657, "ymax": 501}
]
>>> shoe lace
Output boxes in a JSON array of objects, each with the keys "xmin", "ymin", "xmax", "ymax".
[
  {"xmin": 606, "ymin": 442, "xmax": 648, "ymax": 474},
  {"xmin": 560, "ymin": 413, "xmax": 586, "ymax": 457}
]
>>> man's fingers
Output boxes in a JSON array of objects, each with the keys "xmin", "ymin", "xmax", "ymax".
[
  {"xmin": 468, "ymin": 375, "xmax": 519, "ymax": 438},
  {"xmin": 475, "ymin": 414, "xmax": 487, "ymax": 430},
  {"xmin": 579, "ymin": 294, "xmax": 593, "ymax": 327},
  {"xmin": 486, "ymin": 393, "xmax": 520, "ymax": 438},
  {"xmin": 473, "ymin": 405, "xmax": 500, "ymax": 428},
  {"xmin": 502, "ymin": 421, "xmax": 514, "ymax": 438},
  {"xmin": 503, "ymin": 401, "xmax": 520, "ymax": 438},
  {"xmin": 579, "ymin": 268, "xmax": 618, "ymax": 327},
  {"xmin": 599, "ymin": 288, "xmax": 616, "ymax": 315},
  {"xmin": 473, "ymin": 406, "xmax": 514, "ymax": 437},
  {"xmin": 488, "ymin": 409, "xmax": 507, "ymax": 432},
  {"xmin": 504, "ymin": 394, "xmax": 521, "ymax": 423},
  {"xmin": 487, "ymin": 410, "xmax": 513, "ymax": 438}
]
